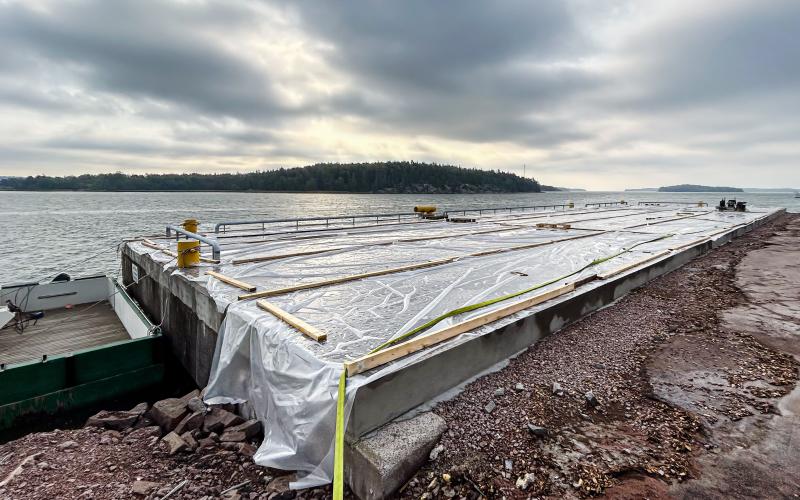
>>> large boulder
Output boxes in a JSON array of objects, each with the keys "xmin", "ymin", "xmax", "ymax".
[
  {"xmin": 161, "ymin": 431, "xmax": 188, "ymax": 455},
  {"xmin": 174, "ymin": 411, "xmax": 205, "ymax": 435},
  {"xmin": 220, "ymin": 420, "xmax": 262, "ymax": 442},
  {"xmin": 86, "ymin": 410, "xmax": 139, "ymax": 431},
  {"xmin": 149, "ymin": 398, "xmax": 189, "ymax": 432},
  {"xmin": 203, "ymin": 407, "xmax": 243, "ymax": 434}
]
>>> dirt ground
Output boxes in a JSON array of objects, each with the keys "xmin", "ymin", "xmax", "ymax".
[
  {"xmin": 1, "ymin": 214, "xmax": 798, "ymax": 499},
  {"xmin": 402, "ymin": 213, "xmax": 800, "ymax": 499}
]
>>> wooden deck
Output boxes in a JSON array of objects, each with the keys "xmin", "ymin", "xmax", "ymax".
[{"xmin": 0, "ymin": 302, "xmax": 129, "ymax": 366}]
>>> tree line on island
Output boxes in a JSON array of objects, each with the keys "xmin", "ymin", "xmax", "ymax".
[{"xmin": 0, "ymin": 162, "xmax": 554, "ymax": 194}]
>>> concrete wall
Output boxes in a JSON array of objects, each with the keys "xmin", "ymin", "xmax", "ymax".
[{"xmin": 121, "ymin": 246, "xmax": 223, "ymax": 386}]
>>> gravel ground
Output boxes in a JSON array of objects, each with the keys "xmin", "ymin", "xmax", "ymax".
[{"xmin": 401, "ymin": 213, "xmax": 799, "ymax": 499}]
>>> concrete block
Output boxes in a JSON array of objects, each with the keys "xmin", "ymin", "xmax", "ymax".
[{"xmin": 345, "ymin": 412, "xmax": 447, "ymax": 500}]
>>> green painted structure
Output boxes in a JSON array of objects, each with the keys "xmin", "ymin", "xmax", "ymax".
[{"xmin": 0, "ymin": 335, "xmax": 166, "ymax": 431}]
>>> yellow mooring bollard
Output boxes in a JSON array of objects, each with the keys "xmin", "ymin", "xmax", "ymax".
[
  {"xmin": 177, "ymin": 240, "xmax": 201, "ymax": 268},
  {"xmin": 182, "ymin": 218, "xmax": 199, "ymax": 233}
]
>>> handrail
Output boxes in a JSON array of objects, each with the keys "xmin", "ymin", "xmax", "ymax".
[
  {"xmin": 637, "ymin": 201, "xmax": 707, "ymax": 207},
  {"xmin": 165, "ymin": 225, "xmax": 221, "ymax": 261},
  {"xmin": 585, "ymin": 201, "xmax": 626, "ymax": 208},
  {"xmin": 214, "ymin": 212, "xmax": 420, "ymax": 234},
  {"xmin": 443, "ymin": 204, "xmax": 571, "ymax": 216}
]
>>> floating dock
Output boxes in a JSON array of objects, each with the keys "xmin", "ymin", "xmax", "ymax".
[{"xmin": 120, "ymin": 202, "xmax": 784, "ymax": 493}]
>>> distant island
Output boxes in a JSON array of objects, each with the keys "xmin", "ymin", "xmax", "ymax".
[
  {"xmin": 658, "ymin": 184, "xmax": 743, "ymax": 193},
  {"xmin": 0, "ymin": 162, "xmax": 542, "ymax": 194}
]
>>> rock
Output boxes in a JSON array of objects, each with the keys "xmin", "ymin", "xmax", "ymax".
[
  {"xmin": 57, "ymin": 440, "xmax": 78, "ymax": 450},
  {"xmin": 186, "ymin": 396, "xmax": 207, "ymax": 414},
  {"xmin": 174, "ymin": 411, "xmax": 205, "ymax": 436},
  {"xmin": 181, "ymin": 431, "xmax": 199, "ymax": 451},
  {"xmin": 494, "ymin": 388, "xmax": 505, "ymax": 396},
  {"xmin": 132, "ymin": 416, "xmax": 156, "ymax": 430},
  {"xmin": 514, "ymin": 383, "xmax": 525, "ymax": 392},
  {"xmin": 99, "ymin": 430, "xmax": 121, "ymax": 445},
  {"xmin": 203, "ymin": 407, "xmax": 244, "ymax": 433},
  {"xmin": 197, "ymin": 437, "xmax": 216, "ymax": 449},
  {"xmin": 484, "ymin": 400, "xmax": 496, "ymax": 414},
  {"xmin": 124, "ymin": 426, "xmax": 162, "ymax": 443},
  {"xmin": 161, "ymin": 431, "xmax": 188, "ymax": 455},
  {"xmin": 86, "ymin": 410, "xmax": 139, "ymax": 431},
  {"xmin": 230, "ymin": 419, "xmax": 262, "ymax": 439},
  {"xmin": 149, "ymin": 398, "xmax": 189, "ymax": 432},
  {"xmin": 131, "ymin": 480, "xmax": 160, "ymax": 496},
  {"xmin": 265, "ymin": 475, "xmax": 296, "ymax": 500},
  {"xmin": 585, "ymin": 391, "xmax": 599, "ymax": 407},
  {"xmin": 552, "ymin": 382, "xmax": 564, "ymax": 396},
  {"xmin": 504, "ymin": 459, "xmax": 513, "ymax": 471},
  {"xmin": 526, "ymin": 423, "xmax": 549, "ymax": 438},
  {"xmin": 516, "ymin": 473, "xmax": 536, "ymax": 490},
  {"xmin": 180, "ymin": 389, "xmax": 201, "ymax": 402},
  {"xmin": 221, "ymin": 442, "xmax": 257, "ymax": 456},
  {"xmin": 129, "ymin": 402, "xmax": 149, "ymax": 417},
  {"xmin": 429, "ymin": 444, "xmax": 444, "ymax": 461}
]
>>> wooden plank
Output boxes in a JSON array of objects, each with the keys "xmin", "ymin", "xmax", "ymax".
[
  {"xmin": 256, "ymin": 300, "xmax": 327, "ymax": 342},
  {"xmin": 232, "ymin": 247, "xmax": 345, "ymax": 265},
  {"xmin": 239, "ymin": 257, "xmax": 457, "ymax": 300},
  {"xmin": 597, "ymin": 250, "xmax": 671, "ymax": 280},
  {"xmin": 205, "ymin": 271, "xmax": 257, "ymax": 292},
  {"xmin": 344, "ymin": 282, "xmax": 577, "ymax": 376},
  {"xmin": 668, "ymin": 238, "xmax": 710, "ymax": 251}
]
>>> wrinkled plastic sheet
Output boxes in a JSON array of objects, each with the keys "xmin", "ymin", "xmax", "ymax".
[{"xmin": 131, "ymin": 206, "xmax": 778, "ymax": 487}]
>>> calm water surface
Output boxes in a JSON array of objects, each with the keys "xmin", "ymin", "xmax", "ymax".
[{"xmin": 1, "ymin": 190, "xmax": 797, "ymax": 283}]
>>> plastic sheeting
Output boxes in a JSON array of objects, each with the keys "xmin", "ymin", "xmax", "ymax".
[{"xmin": 131, "ymin": 205, "xmax": 779, "ymax": 487}]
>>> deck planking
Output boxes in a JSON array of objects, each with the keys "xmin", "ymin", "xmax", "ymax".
[{"xmin": 0, "ymin": 302, "xmax": 129, "ymax": 366}]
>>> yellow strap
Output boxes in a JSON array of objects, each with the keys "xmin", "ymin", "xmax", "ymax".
[{"xmin": 333, "ymin": 370, "xmax": 346, "ymax": 500}]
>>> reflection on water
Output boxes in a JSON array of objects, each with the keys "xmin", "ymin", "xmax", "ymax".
[{"xmin": 1, "ymin": 190, "xmax": 797, "ymax": 283}]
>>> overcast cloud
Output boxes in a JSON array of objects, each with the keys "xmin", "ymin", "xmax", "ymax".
[{"xmin": 0, "ymin": 0, "xmax": 798, "ymax": 189}]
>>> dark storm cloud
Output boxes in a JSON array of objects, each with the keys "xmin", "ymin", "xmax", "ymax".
[
  {"xmin": 0, "ymin": 1, "xmax": 289, "ymax": 120},
  {"xmin": 287, "ymin": 0, "xmax": 604, "ymax": 145}
]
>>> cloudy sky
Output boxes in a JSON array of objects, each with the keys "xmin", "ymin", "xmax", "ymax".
[{"xmin": 0, "ymin": 0, "xmax": 798, "ymax": 190}]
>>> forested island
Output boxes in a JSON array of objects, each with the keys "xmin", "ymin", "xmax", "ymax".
[
  {"xmin": 0, "ymin": 162, "xmax": 543, "ymax": 194},
  {"xmin": 658, "ymin": 184, "xmax": 743, "ymax": 193}
]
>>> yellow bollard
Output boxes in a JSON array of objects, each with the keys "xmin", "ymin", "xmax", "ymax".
[
  {"xmin": 413, "ymin": 205, "xmax": 437, "ymax": 214},
  {"xmin": 182, "ymin": 218, "xmax": 199, "ymax": 233},
  {"xmin": 177, "ymin": 240, "xmax": 200, "ymax": 268}
]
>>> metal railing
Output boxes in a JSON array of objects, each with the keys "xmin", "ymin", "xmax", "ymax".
[
  {"xmin": 444, "ymin": 204, "xmax": 572, "ymax": 217},
  {"xmin": 166, "ymin": 225, "xmax": 221, "ymax": 261},
  {"xmin": 214, "ymin": 212, "xmax": 421, "ymax": 234},
  {"xmin": 584, "ymin": 201, "xmax": 627, "ymax": 208},
  {"xmin": 637, "ymin": 201, "xmax": 707, "ymax": 207}
]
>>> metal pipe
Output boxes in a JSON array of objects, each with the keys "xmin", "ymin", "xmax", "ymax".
[{"xmin": 165, "ymin": 225, "xmax": 221, "ymax": 261}]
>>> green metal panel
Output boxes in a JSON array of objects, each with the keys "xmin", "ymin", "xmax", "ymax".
[
  {"xmin": 0, "ymin": 335, "xmax": 165, "ymax": 429},
  {"xmin": 0, "ymin": 364, "xmax": 165, "ymax": 430},
  {"xmin": 0, "ymin": 358, "xmax": 68, "ymax": 405}
]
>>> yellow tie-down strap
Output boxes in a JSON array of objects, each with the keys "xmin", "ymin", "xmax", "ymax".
[{"xmin": 333, "ymin": 371, "xmax": 346, "ymax": 500}]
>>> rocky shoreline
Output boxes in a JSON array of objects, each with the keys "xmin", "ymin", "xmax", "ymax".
[{"xmin": 0, "ymin": 390, "xmax": 329, "ymax": 499}]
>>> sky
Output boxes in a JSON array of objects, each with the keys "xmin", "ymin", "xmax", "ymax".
[{"xmin": 0, "ymin": 0, "xmax": 798, "ymax": 190}]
